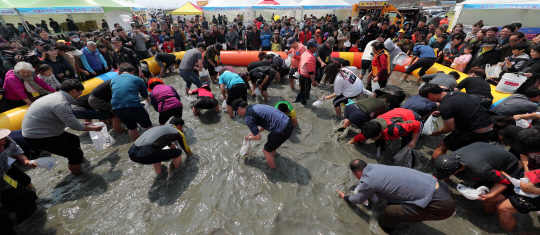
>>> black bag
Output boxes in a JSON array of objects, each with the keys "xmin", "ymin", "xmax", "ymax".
[{"xmin": 393, "ymin": 146, "xmax": 423, "ymax": 170}]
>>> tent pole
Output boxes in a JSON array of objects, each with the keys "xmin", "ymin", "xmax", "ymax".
[{"xmin": 15, "ymin": 9, "xmax": 30, "ymax": 35}]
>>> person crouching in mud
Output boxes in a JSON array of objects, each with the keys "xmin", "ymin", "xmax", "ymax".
[
  {"xmin": 188, "ymin": 82, "xmax": 220, "ymax": 115},
  {"xmin": 232, "ymin": 99, "xmax": 294, "ymax": 169}
]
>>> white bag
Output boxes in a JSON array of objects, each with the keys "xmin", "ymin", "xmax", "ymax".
[
  {"xmin": 214, "ymin": 65, "xmax": 223, "ymax": 72},
  {"xmin": 312, "ymin": 96, "xmax": 325, "ymax": 108},
  {"xmin": 29, "ymin": 157, "xmax": 57, "ymax": 172},
  {"xmin": 199, "ymin": 69, "xmax": 210, "ymax": 79},
  {"xmin": 89, "ymin": 122, "xmax": 116, "ymax": 152},
  {"xmin": 285, "ymin": 55, "xmax": 292, "ymax": 67},
  {"xmin": 343, "ymin": 40, "xmax": 351, "ymax": 48},
  {"xmin": 422, "ymin": 115, "xmax": 439, "ymax": 136},
  {"xmin": 510, "ymin": 177, "xmax": 540, "ymax": 198},
  {"xmin": 240, "ymin": 139, "xmax": 251, "ymax": 156},
  {"xmin": 254, "ymin": 88, "xmax": 261, "ymax": 96},
  {"xmin": 457, "ymin": 184, "xmax": 490, "ymax": 200},
  {"xmin": 372, "ymin": 81, "xmax": 381, "ymax": 91},
  {"xmin": 393, "ymin": 53, "xmax": 408, "ymax": 66},
  {"xmin": 516, "ymin": 119, "xmax": 530, "ymax": 129},
  {"xmin": 485, "ymin": 64, "xmax": 502, "ymax": 79},
  {"xmin": 293, "ymin": 72, "xmax": 300, "ymax": 79},
  {"xmin": 141, "ymin": 101, "xmax": 152, "ymax": 116},
  {"xmin": 187, "ymin": 95, "xmax": 198, "ymax": 103},
  {"xmin": 222, "ymin": 44, "xmax": 227, "ymax": 50},
  {"xmin": 222, "ymin": 100, "xmax": 227, "ymax": 109}
]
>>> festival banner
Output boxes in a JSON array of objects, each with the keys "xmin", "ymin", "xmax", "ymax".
[
  {"xmin": 253, "ymin": 6, "xmax": 302, "ymax": 10},
  {"xmin": 18, "ymin": 7, "xmax": 104, "ymax": 15},
  {"xmin": 0, "ymin": 8, "xmax": 18, "ymax": 15},
  {"xmin": 302, "ymin": 6, "xmax": 353, "ymax": 10},
  {"xmin": 203, "ymin": 6, "xmax": 252, "ymax": 11},
  {"xmin": 133, "ymin": 7, "xmax": 147, "ymax": 11},
  {"xmin": 463, "ymin": 4, "xmax": 540, "ymax": 10},
  {"xmin": 197, "ymin": 1, "xmax": 209, "ymax": 6},
  {"xmin": 358, "ymin": 2, "xmax": 388, "ymax": 7}
]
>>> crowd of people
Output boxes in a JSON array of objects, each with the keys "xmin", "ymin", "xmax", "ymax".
[{"xmin": 0, "ymin": 11, "xmax": 540, "ymax": 234}]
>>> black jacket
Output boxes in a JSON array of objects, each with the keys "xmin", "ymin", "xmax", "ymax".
[
  {"xmin": 466, "ymin": 49, "xmax": 500, "ymax": 72},
  {"xmin": 67, "ymin": 21, "xmax": 78, "ymax": 31},
  {"xmin": 43, "ymin": 57, "xmax": 75, "ymax": 82},
  {"xmin": 247, "ymin": 30, "xmax": 261, "ymax": 48}
]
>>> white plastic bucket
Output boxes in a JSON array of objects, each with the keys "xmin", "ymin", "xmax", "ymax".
[{"xmin": 495, "ymin": 73, "xmax": 527, "ymax": 94}]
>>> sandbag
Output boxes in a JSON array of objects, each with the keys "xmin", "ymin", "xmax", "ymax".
[
  {"xmin": 457, "ymin": 184, "xmax": 489, "ymax": 200},
  {"xmin": 29, "ymin": 157, "xmax": 57, "ymax": 172},
  {"xmin": 393, "ymin": 146, "xmax": 423, "ymax": 170},
  {"xmin": 89, "ymin": 122, "xmax": 116, "ymax": 152},
  {"xmin": 240, "ymin": 139, "xmax": 251, "ymax": 156}
]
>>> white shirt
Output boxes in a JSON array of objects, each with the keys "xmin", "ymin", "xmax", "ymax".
[{"xmin": 334, "ymin": 68, "xmax": 367, "ymax": 98}]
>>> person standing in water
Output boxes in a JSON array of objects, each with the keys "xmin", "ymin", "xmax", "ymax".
[{"xmin": 232, "ymin": 99, "xmax": 294, "ymax": 169}]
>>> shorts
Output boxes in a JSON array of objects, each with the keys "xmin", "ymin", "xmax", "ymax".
[
  {"xmin": 128, "ymin": 145, "xmax": 183, "ymax": 165},
  {"xmin": 72, "ymin": 109, "xmax": 108, "ymax": 120},
  {"xmin": 360, "ymin": 59, "xmax": 372, "ymax": 75},
  {"xmin": 333, "ymin": 94, "xmax": 356, "ymax": 107},
  {"xmin": 276, "ymin": 67, "xmax": 288, "ymax": 78},
  {"xmin": 179, "ymin": 69, "xmax": 203, "ymax": 89},
  {"xmin": 289, "ymin": 67, "xmax": 298, "ymax": 79},
  {"xmin": 443, "ymin": 129, "xmax": 494, "ymax": 151},
  {"xmin": 405, "ymin": 57, "xmax": 436, "ymax": 76},
  {"xmin": 24, "ymin": 132, "xmax": 84, "ymax": 165},
  {"xmin": 203, "ymin": 59, "xmax": 217, "ymax": 76},
  {"xmin": 344, "ymin": 105, "xmax": 370, "ymax": 127},
  {"xmin": 88, "ymin": 95, "xmax": 115, "ymax": 119},
  {"xmin": 113, "ymin": 106, "xmax": 152, "ymax": 130},
  {"xmin": 159, "ymin": 106, "xmax": 183, "ymax": 125},
  {"xmin": 227, "ymin": 83, "xmax": 248, "ymax": 105},
  {"xmin": 6, "ymin": 166, "xmax": 31, "ymax": 187},
  {"xmin": 252, "ymin": 70, "xmax": 275, "ymax": 91},
  {"xmin": 509, "ymin": 195, "xmax": 540, "ymax": 214},
  {"xmin": 264, "ymin": 120, "xmax": 294, "ymax": 152},
  {"xmin": 194, "ymin": 96, "xmax": 218, "ymax": 109}
]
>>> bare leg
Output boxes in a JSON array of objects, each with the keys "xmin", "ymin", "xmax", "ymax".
[
  {"xmin": 334, "ymin": 106, "xmax": 342, "ymax": 117},
  {"xmin": 214, "ymin": 103, "xmax": 220, "ymax": 113},
  {"xmin": 416, "ymin": 76, "xmax": 423, "ymax": 84},
  {"xmin": 227, "ymin": 105, "xmax": 233, "ymax": 118},
  {"xmin": 262, "ymin": 90, "xmax": 268, "ymax": 101},
  {"xmin": 193, "ymin": 106, "xmax": 198, "ymax": 116},
  {"xmin": 263, "ymin": 149, "xmax": 276, "ymax": 169},
  {"xmin": 185, "ymin": 87, "xmax": 190, "ymax": 95},
  {"xmin": 275, "ymin": 73, "xmax": 281, "ymax": 83},
  {"xmin": 497, "ymin": 199, "xmax": 519, "ymax": 232},
  {"xmin": 289, "ymin": 78, "xmax": 295, "ymax": 89},
  {"xmin": 484, "ymin": 194, "xmax": 506, "ymax": 214},
  {"xmin": 153, "ymin": 163, "xmax": 162, "ymax": 174},
  {"xmin": 343, "ymin": 119, "xmax": 351, "ymax": 128},
  {"xmin": 432, "ymin": 141, "xmax": 449, "ymax": 162},
  {"xmin": 68, "ymin": 163, "xmax": 82, "ymax": 175},
  {"xmin": 402, "ymin": 73, "xmax": 410, "ymax": 82},
  {"xmin": 171, "ymin": 156, "xmax": 182, "ymax": 169},
  {"xmin": 112, "ymin": 117, "xmax": 123, "ymax": 134},
  {"xmin": 159, "ymin": 67, "xmax": 165, "ymax": 78},
  {"xmin": 128, "ymin": 129, "xmax": 140, "ymax": 141}
]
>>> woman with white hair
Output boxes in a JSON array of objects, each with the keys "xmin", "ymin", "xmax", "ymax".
[{"xmin": 2, "ymin": 62, "xmax": 55, "ymax": 108}]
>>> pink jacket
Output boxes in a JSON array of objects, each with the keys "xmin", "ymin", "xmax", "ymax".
[
  {"xmin": 2, "ymin": 70, "xmax": 55, "ymax": 101},
  {"xmin": 452, "ymin": 54, "xmax": 472, "ymax": 72}
]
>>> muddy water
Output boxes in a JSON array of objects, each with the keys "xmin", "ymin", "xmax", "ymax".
[{"xmin": 17, "ymin": 68, "xmax": 540, "ymax": 234}]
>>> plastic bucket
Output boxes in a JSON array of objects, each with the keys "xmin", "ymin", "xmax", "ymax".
[
  {"xmin": 495, "ymin": 73, "xmax": 527, "ymax": 94},
  {"xmin": 393, "ymin": 54, "xmax": 409, "ymax": 66}
]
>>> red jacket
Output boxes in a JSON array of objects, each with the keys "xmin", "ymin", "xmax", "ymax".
[
  {"xmin": 299, "ymin": 31, "xmax": 312, "ymax": 45},
  {"xmin": 353, "ymin": 108, "xmax": 421, "ymax": 143},
  {"xmin": 371, "ymin": 50, "xmax": 390, "ymax": 81},
  {"xmin": 349, "ymin": 46, "xmax": 359, "ymax": 52}
]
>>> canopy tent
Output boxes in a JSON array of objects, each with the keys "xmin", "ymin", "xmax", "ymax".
[
  {"xmin": 134, "ymin": 0, "xmax": 199, "ymax": 10},
  {"xmin": 203, "ymin": 0, "xmax": 253, "ymax": 24},
  {"xmin": 297, "ymin": 0, "xmax": 352, "ymax": 20},
  {"xmin": 172, "ymin": 2, "xmax": 203, "ymax": 15},
  {"xmin": 253, "ymin": 0, "xmax": 301, "ymax": 20},
  {"xmin": 450, "ymin": 0, "xmax": 540, "ymax": 39}
]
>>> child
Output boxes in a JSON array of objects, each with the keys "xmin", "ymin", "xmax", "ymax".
[
  {"xmin": 37, "ymin": 64, "xmax": 61, "ymax": 90},
  {"xmin": 451, "ymin": 44, "xmax": 474, "ymax": 72},
  {"xmin": 184, "ymin": 40, "xmax": 192, "ymax": 50},
  {"xmin": 271, "ymin": 37, "xmax": 281, "ymax": 51},
  {"xmin": 169, "ymin": 38, "xmax": 178, "ymax": 52},
  {"xmin": 501, "ymin": 42, "xmax": 530, "ymax": 73},
  {"xmin": 158, "ymin": 30, "xmax": 167, "ymax": 43},
  {"xmin": 147, "ymin": 43, "xmax": 159, "ymax": 57},
  {"xmin": 349, "ymin": 42, "xmax": 360, "ymax": 52},
  {"xmin": 163, "ymin": 37, "xmax": 175, "ymax": 53},
  {"xmin": 237, "ymin": 38, "xmax": 246, "ymax": 51},
  {"xmin": 430, "ymin": 33, "xmax": 447, "ymax": 53}
]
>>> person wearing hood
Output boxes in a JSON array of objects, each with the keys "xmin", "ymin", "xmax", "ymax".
[
  {"xmin": 2, "ymin": 62, "xmax": 55, "ymax": 108},
  {"xmin": 148, "ymin": 78, "xmax": 183, "ymax": 125},
  {"xmin": 383, "ymin": 37, "xmax": 403, "ymax": 73},
  {"xmin": 189, "ymin": 82, "xmax": 219, "ymax": 115},
  {"xmin": 465, "ymin": 37, "xmax": 500, "ymax": 72},
  {"xmin": 22, "ymin": 79, "xmax": 103, "ymax": 175}
]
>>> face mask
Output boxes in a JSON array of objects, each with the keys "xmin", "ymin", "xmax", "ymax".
[{"xmin": 72, "ymin": 38, "xmax": 80, "ymax": 42}]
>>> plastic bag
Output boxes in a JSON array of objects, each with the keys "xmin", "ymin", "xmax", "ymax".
[
  {"xmin": 29, "ymin": 157, "xmax": 57, "ymax": 172},
  {"xmin": 393, "ymin": 146, "xmax": 424, "ymax": 170},
  {"xmin": 89, "ymin": 122, "xmax": 116, "ymax": 152},
  {"xmin": 293, "ymin": 72, "xmax": 300, "ymax": 79},
  {"xmin": 393, "ymin": 53, "xmax": 408, "ymax": 66},
  {"xmin": 372, "ymin": 81, "xmax": 381, "ymax": 91},
  {"xmin": 510, "ymin": 177, "xmax": 540, "ymax": 198},
  {"xmin": 200, "ymin": 69, "xmax": 210, "ymax": 79},
  {"xmin": 457, "ymin": 184, "xmax": 489, "ymax": 200},
  {"xmin": 240, "ymin": 139, "xmax": 251, "ymax": 156},
  {"xmin": 222, "ymin": 100, "xmax": 227, "ymax": 109},
  {"xmin": 254, "ymin": 88, "xmax": 261, "ymax": 96},
  {"xmin": 214, "ymin": 65, "xmax": 223, "ymax": 72},
  {"xmin": 312, "ymin": 96, "xmax": 325, "ymax": 108},
  {"xmin": 187, "ymin": 95, "xmax": 198, "ymax": 103},
  {"xmin": 422, "ymin": 115, "xmax": 439, "ymax": 135},
  {"xmin": 285, "ymin": 56, "xmax": 292, "ymax": 67},
  {"xmin": 141, "ymin": 101, "xmax": 151, "ymax": 116},
  {"xmin": 516, "ymin": 119, "xmax": 531, "ymax": 129},
  {"xmin": 222, "ymin": 44, "xmax": 227, "ymax": 50},
  {"xmin": 485, "ymin": 64, "xmax": 502, "ymax": 79},
  {"xmin": 344, "ymin": 40, "xmax": 351, "ymax": 48}
]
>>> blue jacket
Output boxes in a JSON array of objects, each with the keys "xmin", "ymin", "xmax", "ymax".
[
  {"xmin": 110, "ymin": 73, "xmax": 148, "ymax": 109},
  {"xmin": 401, "ymin": 94, "xmax": 438, "ymax": 117},
  {"xmin": 260, "ymin": 29, "xmax": 272, "ymax": 47},
  {"xmin": 80, "ymin": 47, "xmax": 107, "ymax": 73},
  {"xmin": 280, "ymin": 27, "xmax": 293, "ymax": 37}
]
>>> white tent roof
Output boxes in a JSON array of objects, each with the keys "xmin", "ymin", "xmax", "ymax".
[
  {"xmin": 133, "ymin": 0, "xmax": 197, "ymax": 10},
  {"xmin": 204, "ymin": 0, "xmax": 253, "ymax": 8},
  {"xmin": 297, "ymin": 0, "xmax": 350, "ymax": 6},
  {"xmin": 255, "ymin": 0, "xmax": 299, "ymax": 6}
]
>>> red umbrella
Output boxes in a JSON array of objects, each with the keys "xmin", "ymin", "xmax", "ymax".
[{"xmin": 257, "ymin": 0, "xmax": 280, "ymax": 5}]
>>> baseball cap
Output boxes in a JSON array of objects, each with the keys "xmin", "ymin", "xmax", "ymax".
[
  {"xmin": 42, "ymin": 44, "xmax": 55, "ymax": 51},
  {"xmin": 0, "ymin": 129, "xmax": 11, "ymax": 139},
  {"xmin": 326, "ymin": 37, "xmax": 335, "ymax": 47},
  {"xmin": 399, "ymin": 29, "xmax": 406, "ymax": 33},
  {"xmin": 173, "ymin": 23, "xmax": 178, "ymax": 26},
  {"xmin": 433, "ymin": 154, "xmax": 465, "ymax": 180},
  {"xmin": 111, "ymin": 37, "xmax": 121, "ymax": 42},
  {"xmin": 306, "ymin": 39, "xmax": 319, "ymax": 48},
  {"xmin": 274, "ymin": 29, "xmax": 279, "ymax": 34},
  {"xmin": 201, "ymin": 82, "xmax": 210, "ymax": 87},
  {"xmin": 68, "ymin": 32, "xmax": 78, "ymax": 38},
  {"xmin": 286, "ymin": 37, "xmax": 296, "ymax": 47},
  {"xmin": 33, "ymin": 40, "xmax": 45, "ymax": 46},
  {"xmin": 232, "ymin": 99, "xmax": 246, "ymax": 112}
]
